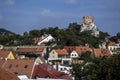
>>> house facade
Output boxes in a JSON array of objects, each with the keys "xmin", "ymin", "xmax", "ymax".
[
  {"xmin": 48, "ymin": 49, "xmax": 71, "ymax": 65},
  {"xmin": 107, "ymin": 41, "xmax": 120, "ymax": 55},
  {"xmin": 70, "ymin": 50, "xmax": 79, "ymax": 58}
]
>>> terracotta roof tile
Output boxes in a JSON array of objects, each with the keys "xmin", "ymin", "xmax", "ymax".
[
  {"xmin": 0, "ymin": 59, "xmax": 5, "ymax": 67},
  {"xmin": 55, "ymin": 49, "xmax": 67, "ymax": 55},
  {"xmin": 0, "ymin": 67, "xmax": 20, "ymax": 80},
  {"xmin": 64, "ymin": 46, "xmax": 90, "ymax": 55},
  {"xmin": 75, "ymin": 46, "xmax": 90, "ymax": 55},
  {"xmin": 106, "ymin": 41, "xmax": 116, "ymax": 46},
  {"xmin": 2, "ymin": 59, "xmax": 35, "ymax": 78},
  {"xmin": 64, "ymin": 46, "xmax": 76, "ymax": 51},
  {"xmin": 0, "ymin": 50, "xmax": 11, "ymax": 58},
  {"xmin": 93, "ymin": 48, "xmax": 111, "ymax": 58},
  {"xmin": 32, "ymin": 63, "xmax": 72, "ymax": 80},
  {"xmin": 16, "ymin": 47, "xmax": 44, "ymax": 53}
]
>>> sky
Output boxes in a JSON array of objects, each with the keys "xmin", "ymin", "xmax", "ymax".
[{"xmin": 0, "ymin": 0, "xmax": 120, "ymax": 35}]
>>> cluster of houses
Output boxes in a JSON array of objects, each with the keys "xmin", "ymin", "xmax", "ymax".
[
  {"xmin": 0, "ymin": 37, "xmax": 120, "ymax": 80},
  {"xmin": 0, "ymin": 21, "xmax": 120, "ymax": 80}
]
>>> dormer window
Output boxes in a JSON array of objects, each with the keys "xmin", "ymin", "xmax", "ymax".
[
  {"xmin": 8, "ymin": 64, "xmax": 12, "ymax": 69},
  {"xmin": 24, "ymin": 65, "xmax": 28, "ymax": 68}
]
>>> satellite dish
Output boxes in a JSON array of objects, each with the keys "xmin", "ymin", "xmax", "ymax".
[{"xmin": 0, "ymin": 45, "xmax": 3, "ymax": 50}]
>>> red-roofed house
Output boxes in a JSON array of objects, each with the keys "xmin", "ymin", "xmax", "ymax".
[
  {"xmin": 75, "ymin": 46, "xmax": 91, "ymax": 55},
  {"xmin": 0, "ymin": 59, "xmax": 73, "ymax": 80},
  {"xmin": 2, "ymin": 59, "xmax": 35, "ymax": 79},
  {"xmin": 32, "ymin": 63, "xmax": 73, "ymax": 80},
  {"xmin": 93, "ymin": 48, "xmax": 111, "ymax": 58},
  {"xmin": 48, "ymin": 49, "xmax": 71, "ymax": 65},
  {"xmin": 64, "ymin": 46, "xmax": 91, "ymax": 58},
  {"xmin": 64, "ymin": 46, "xmax": 76, "ymax": 52},
  {"xmin": 0, "ymin": 50, "xmax": 15, "ymax": 59},
  {"xmin": 106, "ymin": 41, "xmax": 120, "ymax": 55}
]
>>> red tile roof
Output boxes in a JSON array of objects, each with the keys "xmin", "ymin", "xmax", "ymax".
[
  {"xmin": 75, "ymin": 46, "xmax": 90, "ymax": 55},
  {"xmin": 32, "ymin": 63, "xmax": 73, "ymax": 80},
  {"xmin": 55, "ymin": 49, "xmax": 67, "ymax": 55},
  {"xmin": 16, "ymin": 47, "xmax": 44, "ymax": 53},
  {"xmin": 64, "ymin": 46, "xmax": 91, "ymax": 55},
  {"xmin": 93, "ymin": 48, "xmax": 111, "ymax": 58},
  {"xmin": 106, "ymin": 41, "xmax": 116, "ymax": 46},
  {"xmin": 2, "ymin": 59, "xmax": 35, "ymax": 78},
  {"xmin": 64, "ymin": 46, "xmax": 76, "ymax": 52},
  {"xmin": 0, "ymin": 50, "xmax": 11, "ymax": 58},
  {"xmin": 0, "ymin": 59, "xmax": 5, "ymax": 67},
  {"xmin": 0, "ymin": 67, "xmax": 20, "ymax": 80}
]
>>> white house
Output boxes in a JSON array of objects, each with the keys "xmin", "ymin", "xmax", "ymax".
[{"xmin": 36, "ymin": 34, "xmax": 55, "ymax": 45}]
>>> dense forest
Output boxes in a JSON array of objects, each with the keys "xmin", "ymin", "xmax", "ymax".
[{"xmin": 0, "ymin": 22, "xmax": 109, "ymax": 48}]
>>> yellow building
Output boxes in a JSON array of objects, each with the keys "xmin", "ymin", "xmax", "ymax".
[{"xmin": 0, "ymin": 50, "xmax": 15, "ymax": 59}]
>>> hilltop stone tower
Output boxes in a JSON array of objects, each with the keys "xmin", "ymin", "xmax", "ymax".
[
  {"xmin": 80, "ymin": 16, "xmax": 99, "ymax": 37},
  {"xmin": 83, "ymin": 16, "xmax": 94, "ymax": 26}
]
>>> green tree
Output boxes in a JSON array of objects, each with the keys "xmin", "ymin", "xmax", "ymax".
[
  {"xmin": 72, "ymin": 54, "xmax": 120, "ymax": 80},
  {"xmin": 29, "ymin": 30, "xmax": 41, "ymax": 38}
]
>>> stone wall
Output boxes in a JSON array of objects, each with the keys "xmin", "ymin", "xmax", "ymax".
[{"xmin": 83, "ymin": 16, "xmax": 94, "ymax": 26}]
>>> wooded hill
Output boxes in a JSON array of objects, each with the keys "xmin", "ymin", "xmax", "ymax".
[{"xmin": 0, "ymin": 23, "xmax": 110, "ymax": 48}]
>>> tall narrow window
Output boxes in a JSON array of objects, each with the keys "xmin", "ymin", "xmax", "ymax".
[{"xmin": 8, "ymin": 64, "xmax": 12, "ymax": 69}]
